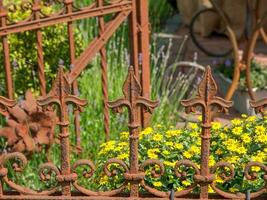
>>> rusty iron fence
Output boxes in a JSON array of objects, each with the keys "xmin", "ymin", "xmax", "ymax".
[
  {"xmin": 0, "ymin": 0, "xmax": 152, "ymax": 143},
  {"xmin": 0, "ymin": 64, "xmax": 267, "ymax": 199},
  {"xmin": 0, "ymin": 0, "xmax": 267, "ymax": 200}
]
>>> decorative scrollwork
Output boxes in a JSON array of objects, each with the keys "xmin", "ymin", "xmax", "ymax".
[
  {"xmin": 0, "ymin": 152, "xmax": 59, "ymax": 195},
  {"xmin": 210, "ymin": 161, "xmax": 267, "ymax": 199},
  {"xmin": 72, "ymin": 158, "xmax": 129, "ymax": 196},
  {"xmin": 72, "ymin": 159, "xmax": 96, "ymax": 179},
  {"xmin": 174, "ymin": 160, "xmax": 200, "ymax": 197},
  {"xmin": 39, "ymin": 163, "xmax": 60, "ymax": 182},
  {"xmin": 139, "ymin": 159, "xmax": 168, "ymax": 198}
]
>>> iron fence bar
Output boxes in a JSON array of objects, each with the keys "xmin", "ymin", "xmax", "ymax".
[
  {"xmin": 65, "ymin": 0, "xmax": 82, "ymax": 152},
  {"xmin": 98, "ymin": 0, "xmax": 110, "ymax": 141},
  {"xmin": 33, "ymin": 0, "xmax": 46, "ymax": 96},
  {"xmin": 136, "ymin": 0, "xmax": 151, "ymax": 127},
  {"xmin": 181, "ymin": 67, "xmax": 233, "ymax": 199},
  {"xmin": 0, "ymin": 2, "xmax": 132, "ymax": 36},
  {"xmin": 0, "ymin": 1, "xmax": 13, "ymax": 99},
  {"xmin": 68, "ymin": 10, "xmax": 131, "ymax": 83}
]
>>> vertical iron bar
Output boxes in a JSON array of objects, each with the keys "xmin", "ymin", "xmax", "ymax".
[
  {"xmin": 200, "ymin": 108, "xmax": 211, "ymax": 199},
  {"xmin": 58, "ymin": 64, "xmax": 71, "ymax": 196},
  {"xmin": 0, "ymin": 1, "xmax": 13, "ymax": 99},
  {"xmin": 98, "ymin": 0, "xmax": 110, "ymax": 141},
  {"xmin": 33, "ymin": 0, "xmax": 46, "ymax": 96},
  {"xmin": 128, "ymin": 0, "xmax": 140, "ymax": 127},
  {"xmin": 65, "ymin": 0, "xmax": 82, "ymax": 152},
  {"xmin": 128, "ymin": 0, "xmax": 139, "ymax": 78},
  {"xmin": 136, "ymin": 0, "xmax": 151, "ymax": 127}
]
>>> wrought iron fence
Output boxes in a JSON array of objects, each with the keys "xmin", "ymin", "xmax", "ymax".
[
  {"xmin": 0, "ymin": 0, "xmax": 267, "ymax": 200},
  {"xmin": 0, "ymin": 64, "xmax": 266, "ymax": 199}
]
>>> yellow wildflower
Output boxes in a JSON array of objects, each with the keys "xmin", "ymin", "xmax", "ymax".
[
  {"xmin": 247, "ymin": 116, "xmax": 256, "ymax": 122},
  {"xmin": 163, "ymin": 161, "xmax": 175, "ymax": 167},
  {"xmin": 163, "ymin": 150, "xmax": 170, "ymax": 155},
  {"xmin": 117, "ymin": 153, "xmax": 128, "ymax": 160},
  {"xmin": 183, "ymin": 151, "xmax": 193, "ymax": 159},
  {"xmin": 99, "ymin": 175, "xmax": 108, "ymax": 185},
  {"xmin": 255, "ymin": 125, "xmax": 266, "ymax": 135},
  {"xmin": 174, "ymin": 143, "xmax": 184, "ymax": 150},
  {"xmin": 232, "ymin": 126, "xmax": 242, "ymax": 135},
  {"xmin": 241, "ymin": 133, "xmax": 251, "ymax": 144},
  {"xmin": 182, "ymin": 180, "xmax": 191, "ymax": 187},
  {"xmin": 166, "ymin": 130, "xmax": 182, "ymax": 138},
  {"xmin": 231, "ymin": 118, "xmax": 242, "ymax": 126},
  {"xmin": 152, "ymin": 133, "xmax": 163, "ymax": 141},
  {"xmin": 211, "ymin": 122, "xmax": 221, "ymax": 130},
  {"xmin": 229, "ymin": 187, "xmax": 239, "ymax": 193},
  {"xmin": 153, "ymin": 181, "xmax": 162, "ymax": 187},
  {"xmin": 120, "ymin": 132, "xmax": 129, "ymax": 139},
  {"xmin": 189, "ymin": 122, "xmax": 199, "ymax": 130}
]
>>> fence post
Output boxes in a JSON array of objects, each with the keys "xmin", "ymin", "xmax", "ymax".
[
  {"xmin": 182, "ymin": 67, "xmax": 232, "ymax": 199},
  {"xmin": 38, "ymin": 65, "xmax": 87, "ymax": 196},
  {"xmin": 33, "ymin": 0, "xmax": 46, "ymax": 96},
  {"xmin": 108, "ymin": 67, "xmax": 158, "ymax": 198},
  {"xmin": 97, "ymin": 0, "xmax": 110, "ymax": 141},
  {"xmin": 0, "ymin": 1, "xmax": 13, "ymax": 99},
  {"xmin": 136, "ymin": 0, "xmax": 151, "ymax": 128}
]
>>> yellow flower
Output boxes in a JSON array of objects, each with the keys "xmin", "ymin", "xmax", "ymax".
[
  {"xmin": 232, "ymin": 126, "xmax": 242, "ymax": 135},
  {"xmin": 255, "ymin": 125, "xmax": 266, "ymax": 135},
  {"xmin": 241, "ymin": 133, "xmax": 251, "ymax": 144},
  {"xmin": 190, "ymin": 131, "xmax": 199, "ymax": 137},
  {"xmin": 163, "ymin": 150, "xmax": 170, "ymax": 155},
  {"xmin": 219, "ymin": 132, "xmax": 227, "ymax": 140},
  {"xmin": 255, "ymin": 133, "xmax": 267, "ymax": 143},
  {"xmin": 190, "ymin": 145, "xmax": 200, "ymax": 154},
  {"xmin": 118, "ymin": 142, "xmax": 128, "ymax": 147},
  {"xmin": 166, "ymin": 130, "xmax": 182, "ymax": 138},
  {"xmin": 208, "ymin": 186, "xmax": 215, "ymax": 193},
  {"xmin": 211, "ymin": 122, "xmax": 221, "ymax": 130},
  {"xmin": 147, "ymin": 149, "xmax": 160, "ymax": 159},
  {"xmin": 99, "ymin": 175, "xmax": 108, "ymax": 185},
  {"xmin": 209, "ymin": 156, "xmax": 216, "ymax": 166},
  {"xmin": 236, "ymin": 146, "xmax": 247, "ymax": 154},
  {"xmin": 198, "ymin": 115, "xmax": 202, "ymax": 121},
  {"xmin": 141, "ymin": 127, "xmax": 153, "ymax": 135},
  {"xmin": 229, "ymin": 187, "xmax": 239, "ymax": 193},
  {"xmin": 183, "ymin": 151, "xmax": 192, "ymax": 159},
  {"xmin": 241, "ymin": 114, "xmax": 247, "ymax": 118},
  {"xmin": 117, "ymin": 153, "xmax": 128, "ymax": 160},
  {"xmin": 156, "ymin": 124, "xmax": 162, "ymax": 128},
  {"xmin": 174, "ymin": 143, "xmax": 184, "ymax": 150},
  {"xmin": 189, "ymin": 122, "xmax": 199, "ymax": 130},
  {"xmin": 247, "ymin": 116, "xmax": 256, "ymax": 122},
  {"xmin": 163, "ymin": 161, "xmax": 175, "ymax": 167},
  {"xmin": 153, "ymin": 181, "xmax": 162, "ymax": 187},
  {"xmin": 182, "ymin": 180, "xmax": 191, "ymax": 186},
  {"xmin": 152, "ymin": 133, "xmax": 163, "ymax": 141},
  {"xmin": 231, "ymin": 118, "xmax": 242, "ymax": 126},
  {"xmin": 166, "ymin": 141, "xmax": 174, "ymax": 146},
  {"xmin": 120, "ymin": 132, "xmax": 129, "ymax": 139}
]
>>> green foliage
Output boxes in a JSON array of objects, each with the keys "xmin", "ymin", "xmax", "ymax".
[
  {"xmin": 216, "ymin": 59, "xmax": 267, "ymax": 90},
  {"xmin": 94, "ymin": 115, "xmax": 267, "ymax": 193}
]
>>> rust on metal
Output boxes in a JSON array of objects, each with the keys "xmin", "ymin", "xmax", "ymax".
[
  {"xmin": 108, "ymin": 66, "xmax": 158, "ymax": 197},
  {"xmin": 210, "ymin": 0, "xmax": 267, "ymax": 101},
  {"xmin": 0, "ymin": 90, "xmax": 57, "ymax": 158},
  {"xmin": 98, "ymin": 0, "xmax": 110, "ymax": 140},
  {"xmin": 182, "ymin": 66, "xmax": 233, "ymax": 199}
]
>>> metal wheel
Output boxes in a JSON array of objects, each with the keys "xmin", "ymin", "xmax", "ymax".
[{"xmin": 189, "ymin": 8, "xmax": 233, "ymax": 57}]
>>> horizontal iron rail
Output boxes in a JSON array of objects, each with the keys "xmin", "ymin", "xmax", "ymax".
[{"xmin": 0, "ymin": 1, "xmax": 132, "ymax": 36}]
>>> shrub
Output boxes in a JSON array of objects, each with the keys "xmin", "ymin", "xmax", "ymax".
[{"xmin": 94, "ymin": 114, "xmax": 267, "ymax": 193}]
